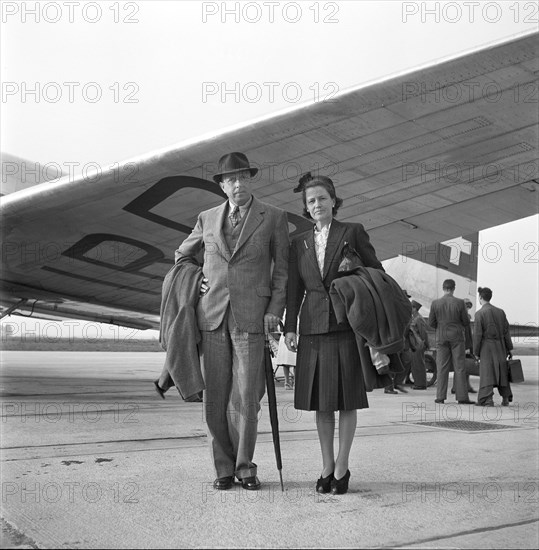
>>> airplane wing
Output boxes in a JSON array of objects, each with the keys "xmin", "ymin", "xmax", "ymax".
[{"xmin": 1, "ymin": 32, "xmax": 537, "ymax": 330}]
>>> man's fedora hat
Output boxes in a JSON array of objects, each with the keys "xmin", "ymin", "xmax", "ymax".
[{"xmin": 213, "ymin": 152, "xmax": 258, "ymax": 184}]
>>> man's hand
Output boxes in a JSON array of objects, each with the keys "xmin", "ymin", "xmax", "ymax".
[
  {"xmin": 199, "ymin": 277, "xmax": 210, "ymax": 297},
  {"xmin": 284, "ymin": 332, "xmax": 298, "ymax": 353},
  {"xmin": 507, "ymin": 352, "xmax": 513, "ymax": 360},
  {"xmin": 264, "ymin": 313, "xmax": 280, "ymax": 334}
]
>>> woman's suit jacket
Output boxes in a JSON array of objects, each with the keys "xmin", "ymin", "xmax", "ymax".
[{"xmin": 285, "ymin": 219, "xmax": 383, "ymax": 335}]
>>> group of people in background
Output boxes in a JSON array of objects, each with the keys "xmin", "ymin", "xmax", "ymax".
[
  {"xmin": 381, "ymin": 277, "xmax": 514, "ymax": 410},
  {"xmin": 155, "ymin": 151, "xmax": 516, "ymax": 496},
  {"xmin": 429, "ymin": 278, "xmax": 513, "ymax": 407}
]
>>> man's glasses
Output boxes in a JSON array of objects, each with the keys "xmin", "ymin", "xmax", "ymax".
[{"xmin": 223, "ymin": 172, "xmax": 251, "ymax": 184}]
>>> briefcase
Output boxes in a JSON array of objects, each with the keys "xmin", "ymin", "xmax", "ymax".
[
  {"xmin": 465, "ymin": 356, "xmax": 480, "ymax": 377},
  {"xmin": 508, "ymin": 359, "xmax": 524, "ymax": 383}
]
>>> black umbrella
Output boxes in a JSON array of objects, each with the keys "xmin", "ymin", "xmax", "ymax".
[{"xmin": 264, "ymin": 334, "xmax": 284, "ymax": 491}]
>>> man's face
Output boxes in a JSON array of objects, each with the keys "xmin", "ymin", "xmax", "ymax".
[{"xmin": 220, "ymin": 170, "xmax": 253, "ymax": 206}]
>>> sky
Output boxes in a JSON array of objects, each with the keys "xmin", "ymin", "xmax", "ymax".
[{"xmin": 0, "ymin": 0, "xmax": 537, "ymax": 340}]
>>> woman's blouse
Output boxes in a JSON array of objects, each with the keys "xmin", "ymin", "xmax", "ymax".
[{"xmin": 313, "ymin": 223, "xmax": 331, "ymax": 276}]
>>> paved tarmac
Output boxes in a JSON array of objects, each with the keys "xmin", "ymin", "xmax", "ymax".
[{"xmin": 0, "ymin": 350, "xmax": 538, "ymax": 549}]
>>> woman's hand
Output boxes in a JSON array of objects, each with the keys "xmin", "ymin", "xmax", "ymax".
[{"xmin": 284, "ymin": 332, "xmax": 298, "ymax": 353}]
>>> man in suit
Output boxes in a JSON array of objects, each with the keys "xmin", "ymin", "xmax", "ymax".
[
  {"xmin": 175, "ymin": 152, "xmax": 289, "ymax": 491},
  {"xmin": 428, "ymin": 279, "xmax": 474, "ymax": 404}
]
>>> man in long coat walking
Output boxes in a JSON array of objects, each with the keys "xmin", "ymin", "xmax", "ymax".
[{"xmin": 473, "ymin": 287, "xmax": 514, "ymax": 407}]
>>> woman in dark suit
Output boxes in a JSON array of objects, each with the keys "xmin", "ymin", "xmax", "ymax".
[{"xmin": 284, "ymin": 173, "xmax": 384, "ymax": 495}]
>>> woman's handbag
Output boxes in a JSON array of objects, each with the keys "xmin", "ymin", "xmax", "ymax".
[{"xmin": 507, "ymin": 359, "xmax": 524, "ymax": 383}]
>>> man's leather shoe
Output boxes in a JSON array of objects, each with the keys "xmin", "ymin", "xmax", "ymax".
[
  {"xmin": 458, "ymin": 399, "xmax": 476, "ymax": 404},
  {"xmin": 502, "ymin": 398, "xmax": 510, "ymax": 406},
  {"xmin": 213, "ymin": 476, "xmax": 234, "ymax": 490},
  {"xmin": 241, "ymin": 476, "xmax": 261, "ymax": 490},
  {"xmin": 384, "ymin": 388, "xmax": 398, "ymax": 394},
  {"xmin": 468, "ymin": 388, "xmax": 477, "ymax": 393},
  {"xmin": 435, "ymin": 399, "xmax": 445, "ymax": 404},
  {"xmin": 412, "ymin": 385, "xmax": 426, "ymax": 390},
  {"xmin": 394, "ymin": 385, "xmax": 408, "ymax": 393},
  {"xmin": 476, "ymin": 400, "xmax": 494, "ymax": 407}
]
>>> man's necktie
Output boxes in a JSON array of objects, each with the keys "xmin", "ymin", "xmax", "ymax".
[{"xmin": 229, "ymin": 205, "xmax": 240, "ymax": 227}]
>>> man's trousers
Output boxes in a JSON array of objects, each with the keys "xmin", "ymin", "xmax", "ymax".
[
  {"xmin": 436, "ymin": 340, "xmax": 469, "ymax": 402},
  {"xmin": 200, "ymin": 308, "xmax": 265, "ymax": 480}
]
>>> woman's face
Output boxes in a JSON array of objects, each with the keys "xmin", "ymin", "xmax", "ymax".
[{"xmin": 305, "ymin": 185, "xmax": 334, "ymax": 224}]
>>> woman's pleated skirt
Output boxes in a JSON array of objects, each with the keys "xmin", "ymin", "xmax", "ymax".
[{"xmin": 294, "ymin": 330, "xmax": 369, "ymax": 412}]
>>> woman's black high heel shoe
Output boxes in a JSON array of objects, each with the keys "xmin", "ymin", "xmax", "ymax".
[
  {"xmin": 316, "ymin": 472, "xmax": 334, "ymax": 493},
  {"xmin": 330, "ymin": 470, "xmax": 350, "ymax": 495}
]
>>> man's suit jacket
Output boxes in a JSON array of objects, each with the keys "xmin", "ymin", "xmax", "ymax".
[
  {"xmin": 428, "ymin": 295, "xmax": 470, "ymax": 344},
  {"xmin": 175, "ymin": 196, "xmax": 289, "ymax": 333},
  {"xmin": 285, "ymin": 219, "xmax": 383, "ymax": 335}
]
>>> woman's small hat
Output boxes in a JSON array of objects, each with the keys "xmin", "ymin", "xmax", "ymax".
[
  {"xmin": 411, "ymin": 300, "xmax": 423, "ymax": 311},
  {"xmin": 294, "ymin": 171, "xmax": 338, "ymax": 194},
  {"xmin": 213, "ymin": 152, "xmax": 258, "ymax": 183},
  {"xmin": 294, "ymin": 171, "xmax": 314, "ymax": 193}
]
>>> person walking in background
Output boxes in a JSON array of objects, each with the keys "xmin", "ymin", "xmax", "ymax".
[
  {"xmin": 175, "ymin": 152, "xmax": 289, "ymax": 491},
  {"xmin": 464, "ymin": 299, "xmax": 474, "ymax": 353},
  {"xmin": 385, "ymin": 291, "xmax": 412, "ymax": 395},
  {"xmin": 276, "ymin": 328, "xmax": 296, "ymax": 390},
  {"xmin": 268, "ymin": 329, "xmax": 296, "ymax": 390},
  {"xmin": 451, "ymin": 298, "xmax": 476, "ymax": 395},
  {"xmin": 410, "ymin": 300, "xmax": 430, "ymax": 390},
  {"xmin": 473, "ymin": 287, "xmax": 514, "ymax": 407},
  {"xmin": 284, "ymin": 173, "xmax": 384, "ymax": 495},
  {"xmin": 429, "ymin": 279, "xmax": 474, "ymax": 405}
]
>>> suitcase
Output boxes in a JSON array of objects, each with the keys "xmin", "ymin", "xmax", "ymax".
[{"xmin": 508, "ymin": 359, "xmax": 525, "ymax": 383}]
